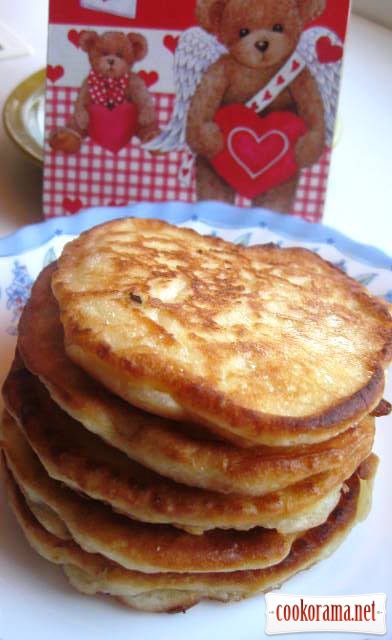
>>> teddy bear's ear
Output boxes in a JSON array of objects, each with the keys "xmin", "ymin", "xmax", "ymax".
[
  {"xmin": 196, "ymin": 0, "xmax": 228, "ymax": 34},
  {"xmin": 296, "ymin": 0, "xmax": 326, "ymax": 23},
  {"xmin": 127, "ymin": 33, "xmax": 148, "ymax": 61},
  {"xmin": 79, "ymin": 30, "xmax": 99, "ymax": 52}
]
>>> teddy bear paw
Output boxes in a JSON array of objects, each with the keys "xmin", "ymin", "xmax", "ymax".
[
  {"xmin": 137, "ymin": 123, "xmax": 161, "ymax": 144},
  {"xmin": 49, "ymin": 129, "xmax": 82, "ymax": 155},
  {"xmin": 295, "ymin": 133, "xmax": 324, "ymax": 169},
  {"xmin": 195, "ymin": 123, "xmax": 225, "ymax": 159}
]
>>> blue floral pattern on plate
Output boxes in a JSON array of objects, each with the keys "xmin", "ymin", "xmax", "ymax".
[{"xmin": 6, "ymin": 260, "xmax": 33, "ymax": 335}]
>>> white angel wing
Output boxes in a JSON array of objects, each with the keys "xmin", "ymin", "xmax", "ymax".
[
  {"xmin": 298, "ymin": 26, "xmax": 343, "ymax": 146},
  {"xmin": 144, "ymin": 27, "xmax": 227, "ymax": 152}
]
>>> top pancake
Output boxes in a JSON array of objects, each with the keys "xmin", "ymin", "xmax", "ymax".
[
  {"xmin": 52, "ymin": 218, "xmax": 392, "ymax": 446},
  {"xmin": 18, "ymin": 263, "xmax": 381, "ymax": 496}
]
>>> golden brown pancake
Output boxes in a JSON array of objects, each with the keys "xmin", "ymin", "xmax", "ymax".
[
  {"xmin": 24, "ymin": 494, "xmax": 71, "ymax": 541},
  {"xmin": 4, "ymin": 364, "xmax": 373, "ymax": 534},
  {"xmin": 1, "ymin": 414, "xmax": 297, "ymax": 574},
  {"xmin": 18, "ymin": 264, "xmax": 381, "ymax": 496},
  {"xmin": 51, "ymin": 218, "xmax": 392, "ymax": 446},
  {"xmin": 4, "ymin": 455, "xmax": 378, "ymax": 612}
]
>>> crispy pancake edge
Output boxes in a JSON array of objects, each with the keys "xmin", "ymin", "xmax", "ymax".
[
  {"xmin": 1, "ymin": 414, "xmax": 297, "ymax": 574},
  {"xmin": 3, "ymin": 454, "xmax": 378, "ymax": 612},
  {"xmin": 52, "ymin": 219, "xmax": 392, "ymax": 447}
]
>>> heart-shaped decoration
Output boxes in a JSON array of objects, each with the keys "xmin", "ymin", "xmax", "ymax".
[
  {"xmin": 68, "ymin": 29, "xmax": 85, "ymax": 48},
  {"xmin": 63, "ymin": 197, "xmax": 83, "ymax": 214},
  {"xmin": 212, "ymin": 105, "xmax": 307, "ymax": 199},
  {"xmin": 88, "ymin": 102, "xmax": 138, "ymax": 152},
  {"xmin": 138, "ymin": 70, "xmax": 159, "ymax": 88},
  {"xmin": 163, "ymin": 35, "xmax": 179, "ymax": 54},
  {"xmin": 228, "ymin": 129, "xmax": 289, "ymax": 180},
  {"xmin": 316, "ymin": 36, "xmax": 343, "ymax": 64},
  {"xmin": 47, "ymin": 65, "xmax": 64, "ymax": 83}
]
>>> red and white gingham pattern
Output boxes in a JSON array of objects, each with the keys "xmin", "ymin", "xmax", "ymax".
[
  {"xmin": 43, "ymin": 86, "xmax": 328, "ymax": 222},
  {"xmin": 292, "ymin": 149, "xmax": 331, "ymax": 222}
]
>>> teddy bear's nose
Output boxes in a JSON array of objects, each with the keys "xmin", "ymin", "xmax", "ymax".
[
  {"xmin": 107, "ymin": 57, "xmax": 116, "ymax": 66},
  {"xmin": 255, "ymin": 40, "xmax": 269, "ymax": 53}
]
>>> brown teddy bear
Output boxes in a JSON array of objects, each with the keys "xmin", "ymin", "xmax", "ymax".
[
  {"xmin": 50, "ymin": 31, "xmax": 160, "ymax": 154},
  {"xmin": 186, "ymin": 0, "xmax": 327, "ymax": 213}
]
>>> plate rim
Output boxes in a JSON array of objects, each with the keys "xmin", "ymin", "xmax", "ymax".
[
  {"xmin": 3, "ymin": 68, "xmax": 46, "ymax": 166},
  {"xmin": 0, "ymin": 202, "xmax": 391, "ymax": 272}
]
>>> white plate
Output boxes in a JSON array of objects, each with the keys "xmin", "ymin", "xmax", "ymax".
[{"xmin": 0, "ymin": 203, "xmax": 391, "ymax": 640}]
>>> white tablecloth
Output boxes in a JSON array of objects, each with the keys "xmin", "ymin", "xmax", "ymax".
[{"xmin": 0, "ymin": 2, "xmax": 391, "ymax": 256}]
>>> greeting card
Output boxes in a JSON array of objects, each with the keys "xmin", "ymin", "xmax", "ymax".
[{"xmin": 43, "ymin": 0, "xmax": 350, "ymax": 221}]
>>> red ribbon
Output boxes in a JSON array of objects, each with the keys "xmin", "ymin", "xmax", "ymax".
[{"xmin": 88, "ymin": 70, "xmax": 130, "ymax": 108}]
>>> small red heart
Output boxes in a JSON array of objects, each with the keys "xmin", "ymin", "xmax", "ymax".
[
  {"xmin": 163, "ymin": 35, "xmax": 179, "ymax": 54},
  {"xmin": 292, "ymin": 59, "xmax": 300, "ymax": 71},
  {"xmin": 63, "ymin": 197, "xmax": 83, "ymax": 214},
  {"xmin": 316, "ymin": 36, "xmax": 343, "ymax": 64},
  {"xmin": 276, "ymin": 75, "xmax": 285, "ymax": 86},
  {"xmin": 263, "ymin": 90, "xmax": 272, "ymax": 101},
  {"xmin": 138, "ymin": 70, "xmax": 159, "ymax": 88},
  {"xmin": 182, "ymin": 168, "xmax": 190, "ymax": 176},
  {"xmin": 68, "ymin": 29, "xmax": 85, "ymax": 48},
  {"xmin": 47, "ymin": 65, "xmax": 64, "ymax": 83}
]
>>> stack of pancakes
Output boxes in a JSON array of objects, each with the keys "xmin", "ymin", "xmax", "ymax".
[{"xmin": 2, "ymin": 218, "xmax": 392, "ymax": 613}]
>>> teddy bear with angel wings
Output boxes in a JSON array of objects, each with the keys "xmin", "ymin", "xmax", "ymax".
[{"xmin": 146, "ymin": 0, "xmax": 343, "ymax": 214}]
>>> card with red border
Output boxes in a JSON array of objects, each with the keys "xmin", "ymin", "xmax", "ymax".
[{"xmin": 43, "ymin": 0, "xmax": 350, "ymax": 221}]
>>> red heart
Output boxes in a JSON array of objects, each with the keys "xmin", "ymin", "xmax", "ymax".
[
  {"xmin": 47, "ymin": 65, "xmax": 64, "ymax": 83},
  {"xmin": 163, "ymin": 35, "xmax": 179, "ymax": 54},
  {"xmin": 316, "ymin": 36, "xmax": 343, "ymax": 63},
  {"xmin": 63, "ymin": 197, "xmax": 83, "ymax": 214},
  {"xmin": 212, "ymin": 105, "xmax": 307, "ymax": 199},
  {"xmin": 182, "ymin": 168, "xmax": 190, "ymax": 176},
  {"xmin": 292, "ymin": 59, "xmax": 300, "ymax": 71},
  {"xmin": 263, "ymin": 90, "xmax": 272, "ymax": 101},
  {"xmin": 88, "ymin": 102, "xmax": 138, "ymax": 152},
  {"xmin": 276, "ymin": 75, "xmax": 285, "ymax": 86},
  {"xmin": 68, "ymin": 29, "xmax": 85, "ymax": 48},
  {"xmin": 138, "ymin": 70, "xmax": 159, "ymax": 88}
]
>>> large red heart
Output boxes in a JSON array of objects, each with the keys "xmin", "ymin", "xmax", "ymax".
[
  {"xmin": 88, "ymin": 102, "xmax": 138, "ymax": 153},
  {"xmin": 212, "ymin": 105, "xmax": 307, "ymax": 199},
  {"xmin": 316, "ymin": 36, "xmax": 343, "ymax": 63},
  {"xmin": 47, "ymin": 65, "xmax": 64, "ymax": 83}
]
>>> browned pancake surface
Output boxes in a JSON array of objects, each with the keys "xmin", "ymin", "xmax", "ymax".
[
  {"xmin": 1, "ymin": 413, "xmax": 297, "ymax": 574},
  {"xmin": 3, "ymin": 455, "xmax": 378, "ymax": 612},
  {"xmin": 17, "ymin": 264, "xmax": 382, "ymax": 495},
  {"xmin": 4, "ymin": 363, "xmax": 374, "ymax": 534},
  {"xmin": 51, "ymin": 219, "xmax": 392, "ymax": 446}
]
